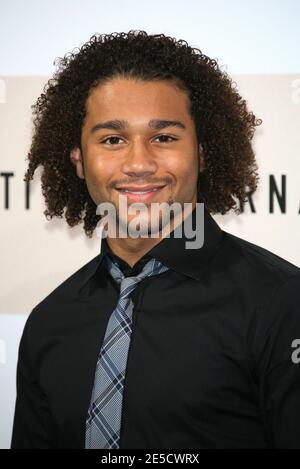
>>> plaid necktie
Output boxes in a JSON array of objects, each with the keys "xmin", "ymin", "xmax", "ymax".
[{"xmin": 85, "ymin": 254, "xmax": 170, "ymax": 449}]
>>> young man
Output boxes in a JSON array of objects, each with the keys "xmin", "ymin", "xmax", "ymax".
[{"xmin": 11, "ymin": 30, "xmax": 300, "ymax": 449}]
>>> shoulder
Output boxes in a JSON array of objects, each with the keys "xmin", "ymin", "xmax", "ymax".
[
  {"xmin": 219, "ymin": 230, "xmax": 300, "ymax": 352},
  {"xmin": 217, "ymin": 231, "xmax": 300, "ymax": 375},
  {"xmin": 22, "ymin": 253, "xmax": 103, "ymax": 340},
  {"xmin": 219, "ymin": 229, "xmax": 300, "ymax": 294}
]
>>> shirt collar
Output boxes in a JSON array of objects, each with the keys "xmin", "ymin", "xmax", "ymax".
[
  {"xmin": 147, "ymin": 204, "xmax": 224, "ymax": 280},
  {"xmin": 80, "ymin": 204, "xmax": 224, "ymax": 287}
]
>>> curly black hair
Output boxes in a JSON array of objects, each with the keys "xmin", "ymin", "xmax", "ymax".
[{"xmin": 24, "ymin": 30, "xmax": 262, "ymax": 238}]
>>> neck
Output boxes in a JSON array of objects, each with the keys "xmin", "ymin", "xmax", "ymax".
[
  {"xmin": 105, "ymin": 235, "xmax": 162, "ymax": 268},
  {"xmin": 104, "ymin": 201, "xmax": 196, "ymax": 267}
]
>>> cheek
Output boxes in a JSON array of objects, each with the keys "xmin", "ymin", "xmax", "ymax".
[
  {"xmin": 85, "ymin": 154, "xmax": 115, "ymax": 189},
  {"xmin": 165, "ymin": 152, "xmax": 198, "ymax": 182},
  {"xmin": 82, "ymin": 158, "xmax": 116, "ymax": 206}
]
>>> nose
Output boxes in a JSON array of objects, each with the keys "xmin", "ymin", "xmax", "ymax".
[{"xmin": 121, "ymin": 138, "xmax": 158, "ymax": 178}]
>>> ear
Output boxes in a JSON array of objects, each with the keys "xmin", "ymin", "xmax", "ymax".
[
  {"xmin": 199, "ymin": 143, "xmax": 205, "ymax": 173},
  {"xmin": 70, "ymin": 147, "xmax": 85, "ymax": 180}
]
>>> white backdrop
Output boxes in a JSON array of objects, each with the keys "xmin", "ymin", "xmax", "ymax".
[{"xmin": 0, "ymin": 0, "xmax": 299, "ymax": 449}]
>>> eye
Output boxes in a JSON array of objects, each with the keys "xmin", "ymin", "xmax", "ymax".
[
  {"xmin": 100, "ymin": 136, "xmax": 125, "ymax": 145},
  {"xmin": 153, "ymin": 134, "xmax": 178, "ymax": 143},
  {"xmin": 100, "ymin": 134, "xmax": 178, "ymax": 145}
]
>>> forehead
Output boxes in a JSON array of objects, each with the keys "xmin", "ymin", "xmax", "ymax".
[{"xmin": 84, "ymin": 77, "xmax": 191, "ymax": 120}]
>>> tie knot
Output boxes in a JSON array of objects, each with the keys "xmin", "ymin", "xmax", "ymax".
[{"xmin": 105, "ymin": 255, "xmax": 169, "ymax": 299}]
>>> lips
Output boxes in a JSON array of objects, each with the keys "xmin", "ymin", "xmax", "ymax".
[
  {"xmin": 116, "ymin": 185, "xmax": 166, "ymax": 192},
  {"xmin": 115, "ymin": 185, "xmax": 166, "ymax": 202}
]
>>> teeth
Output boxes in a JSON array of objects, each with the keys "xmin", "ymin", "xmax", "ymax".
[
  {"xmin": 128, "ymin": 191, "xmax": 148, "ymax": 194},
  {"xmin": 120, "ymin": 188, "xmax": 161, "ymax": 194}
]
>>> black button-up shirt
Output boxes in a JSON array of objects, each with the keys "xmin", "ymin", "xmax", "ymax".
[{"xmin": 11, "ymin": 206, "xmax": 300, "ymax": 449}]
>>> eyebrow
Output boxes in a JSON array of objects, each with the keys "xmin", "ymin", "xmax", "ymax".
[{"xmin": 90, "ymin": 119, "xmax": 186, "ymax": 134}]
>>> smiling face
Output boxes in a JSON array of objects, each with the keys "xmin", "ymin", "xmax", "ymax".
[{"xmin": 71, "ymin": 76, "xmax": 204, "ymax": 237}]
